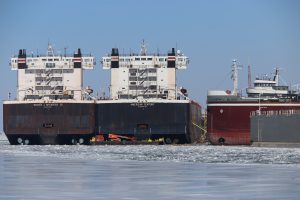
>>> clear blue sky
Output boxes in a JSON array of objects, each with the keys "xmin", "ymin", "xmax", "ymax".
[{"xmin": 1, "ymin": 0, "xmax": 300, "ymax": 131}]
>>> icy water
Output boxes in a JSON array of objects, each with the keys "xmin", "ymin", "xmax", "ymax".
[{"xmin": 1, "ymin": 134, "xmax": 300, "ymax": 200}]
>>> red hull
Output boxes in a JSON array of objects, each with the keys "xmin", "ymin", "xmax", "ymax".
[{"xmin": 207, "ymin": 102, "xmax": 300, "ymax": 145}]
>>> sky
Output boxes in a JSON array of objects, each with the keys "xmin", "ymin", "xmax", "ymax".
[{"xmin": 0, "ymin": 0, "xmax": 300, "ymax": 131}]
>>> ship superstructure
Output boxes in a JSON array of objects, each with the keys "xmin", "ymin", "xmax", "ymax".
[
  {"xmin": 3, "ymin": 44, "xmax": 96, "ymax": 145},
  {"xmin": 97, "ymin": 42, "xmax": 202, "ymax": 143},
  {"xmin": 246, "ymin": 68, "xmax": 290, "ymax": 98},
  {"xmin": 207, "ymin": 61, "xmax": 300, "ymax": 145},
  {"xmin": 102, "ymin": 41, "xmax": 188, "ymax": 100},
  {"xmin": 10, "ymin": 44, "xmax": 94, "ymax": 101}
]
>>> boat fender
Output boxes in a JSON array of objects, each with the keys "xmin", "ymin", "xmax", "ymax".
[
  {"xmin": 24, "ymin": 139, "xmax": 29, "ymax": 145},
  {"xmin": 79, "ymin": 138, "xmax": 84, "ymax": 144},
  {"xmin": 17, "ymin": 137, "xmax": 23, "ymax": 144},
  {"xmin": 218, "ymin": 137, "xmax": 225, "ymax": 145},
  {"xmin": 165, "ymin": 138, "xmax": 172, "ymax": 144},
  {"xmin": 71, "ymin": 138, "xmax": 77, "ymax": 145}
]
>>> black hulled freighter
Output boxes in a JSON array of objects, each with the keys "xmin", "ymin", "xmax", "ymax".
[
  {"xmin": 3, "ymin": 42, "xmax": 203, "ymax": 145},
  {"xmin": 3, "ymin": 44, "xmax": 96, "ymax": 145},
  {"xmin": 97, "ymin": 42, "xmax": 202, "ymax": 144}
]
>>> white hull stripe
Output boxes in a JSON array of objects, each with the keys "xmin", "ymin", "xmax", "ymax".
[
  {"xmin": 3, "ymin": 100, "xmax": 190, "ymax": 104},
  {"xmin": 168, "ymin": 56, "xmax": 176, "ymax": 61},
  {"xmin": 3, "ymin": 100, "xmax": 95, "ymax": 104},
  {"xmin": 207, "ymin": 103, "xmax": 300, "ymax": 107},
  {"xmin": 18, "ymin": 58, "xmax": 26, "ymax": 63},
  {"xmin": 96, "ymin": 100, "xmax": 190, "ymax": 104},
  {"xmin": 73, "ymin": 58, "xmax": 81, "ymax": 63},
  {"xmin": 111, "ymin": 56, "xmax": 119, "ymax": 61}
]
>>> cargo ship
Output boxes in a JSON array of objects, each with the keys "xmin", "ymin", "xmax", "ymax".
[
  {"xmin": 96, "ymin": 42, "xmax": 202, "ymax": 144},
  {"xmin": 3, "ymin": 42, "xmax": 203, "ymax": 145},
  {"xmin": 3, "ymin": 44, "xmax": 96, "ymax": 145},
  {"xmin": 207, "ymin": 60, "xmax": 300, "ymax": 145}
]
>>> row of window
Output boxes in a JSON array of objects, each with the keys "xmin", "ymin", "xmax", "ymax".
[
  {"xmin": 103, "ymin": 57, "xmax": 187, "ymax": 62},
  {"xmin": 129, "ymin": 68, "xmax": 157, "ymax": 73},
  {"xmin": 12, "ymin": 58, "xmax": 93, "ymax": 63},
  {"xmin": 35, "ymin": 77, "xmax": 63, "ymax": 82},
  {"xmin": 254, "ymin": 83, "xmax": 275, "ymax": 87},
  {"xmin": 25, "ymin": 69, "xmax": 74, "ymax": 74},
  {"xmin": 128, "ymin": 85, "xmax": 158, "ymax": 90},
  {"xmin": 35, "ymin": 86, "xmax": 64, "ymax": 90},
  {"xmin": 134, "ymin": 57, "xmax": 153, "ymax": 61},
  {"xmin": 129, "ymin": 77, "xmax": 157, "ymax": 81}
]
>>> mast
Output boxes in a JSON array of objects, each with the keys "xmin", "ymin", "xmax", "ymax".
[
  {"xmin": 231, "ymin": 59, "xmax": 240, "ymax": 95},
  {"xmin": 273, "ymin": 67, "xmax": 279, "ymax": 86},
  {"xmin": 47, "ymin": 43, "xmax": 54, "ymax": 57},
  {"xmin": 140, "ymin": 39, "xmax": 147, "ymax": 56},
  {"xmin": 248, "ymin": 65, "xmax": 252, "ymax": 88}
]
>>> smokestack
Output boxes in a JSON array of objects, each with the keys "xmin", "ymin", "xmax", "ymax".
[
  {"xmin": 73, "ymin": 48, "xmax": 82, "ymax": 68},
  {"xmin": 17, "ymin": 49, "xmax": 27, "ymax": 69},
  {"xmin": 167, "ymin": 48, "xmax": 176, "ymax": 68},
  {"xmin": 111, "ymin": 48, "xmax": 119, "ymax": 68}
]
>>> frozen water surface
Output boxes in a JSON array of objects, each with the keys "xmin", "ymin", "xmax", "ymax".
[{"xmin": 1, "ymin": 133, "xmax": 300, "ymax": 200}]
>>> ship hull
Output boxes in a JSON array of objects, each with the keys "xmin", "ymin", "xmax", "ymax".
[
  {"xmin": 96, "ymin": 100, "xmax": 202, "ymax": 144},
  {"xmin": 3, "ymin": 101, "xmax": 95, "ymax": 145},
  {"xmin": 3, "ymin": 100, "xmax": 202, "ymax": 145},
  {"xmin": 207, "ymin": 102, "xmax": 300, "ymax": 145},
  {"xmin": 251, "ymin": 112, "xmax": 300, "ymax": 144}
]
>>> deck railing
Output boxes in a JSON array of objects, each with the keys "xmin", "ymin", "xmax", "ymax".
[{"xmin": 250, "ymin": 109, "xmax": 300, "ymax": 117}]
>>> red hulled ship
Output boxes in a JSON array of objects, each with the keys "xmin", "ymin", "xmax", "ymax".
[{"xmin": 207, "ymin": 60, "xmax": 300, "ymax": 145}]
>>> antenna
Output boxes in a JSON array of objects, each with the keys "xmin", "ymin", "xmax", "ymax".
[
  {"xmin": 64, "ymin": 47, "xmax": 67, "ymax": 57},
  {"xmin": 47, "ymin": 42, "xmax": 54, "ymax": 56},
  {"xmin": 248, "ymin": 64, "xmax": 252, "ymax": 88},
  {"xmin": 140, "ymin": 39, "xmax": 147, "ymax": 56}
]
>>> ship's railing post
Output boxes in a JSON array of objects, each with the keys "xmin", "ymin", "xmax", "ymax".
[{"xmin": 257, "ymin": 115, "xmax": 261, "ymax": 142}]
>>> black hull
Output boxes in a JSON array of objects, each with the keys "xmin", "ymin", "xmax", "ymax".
[
  {"xmin": 3, "ymin": 100, "xmax": 202, "ymax": 145},
  {"xmin": 3, "ymin": 102, "xmax": 95, "ymax": 145},
  {"xmin": 96, "ymin": 101, "xmax": 202, "ymax": 144}
]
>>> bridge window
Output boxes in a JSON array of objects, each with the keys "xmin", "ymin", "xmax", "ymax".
[{"xmin": 46, "ymin": 63, "xmax": 55, "ymax": 68}]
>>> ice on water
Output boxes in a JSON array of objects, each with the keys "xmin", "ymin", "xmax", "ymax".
[
  {"xmin": 1, "ymin": 133, "xmax": 300, "ymax": 200},
  {"xmin": 1, "ymin": 133, "xmax": 300, "ymax": 165}
]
